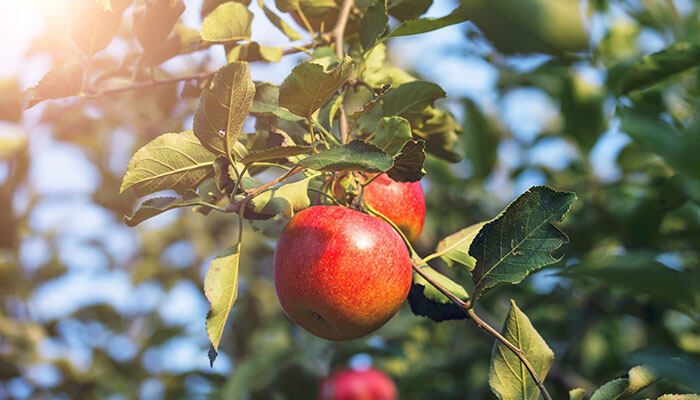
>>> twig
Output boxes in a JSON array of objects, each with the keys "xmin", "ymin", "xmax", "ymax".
[
  {"xmin": 410, "ymin": 261, "xmax": 553, "ymax": 400},
  {"xmin": 333, "ymin": 0, "xmax": 353, "ymax": 143}
]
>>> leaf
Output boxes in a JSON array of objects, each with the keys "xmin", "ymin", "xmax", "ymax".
[
  {"xmin": 370, "ymin": 116, "xmax": 412, "ymax": 156},
  {"xmin": 240, "ymin": 146, "xmax": 315, "ymax": 164},
  {"xmin": 193, "ymin": 62, "xmax": 256, "ymax": 156},
  {"xmin": 461, "ymin": 0, "xmax": 588, "ymax": 55},
  {"xmin": 297, "ymin": 140, "xmax": 393, "ymax": 173},
  {"xmin": 630, "ymin": 349, "xmax": 700, "ymax": 393},
  {"xmin": 205, "ymin": 243, "xmax": 242, "ymax": 364},
  {"xmin": 412, "ymin": 107, "xmax": 463, "ymax": 163},
  {"xmin": 70, "ymin": 0, "xmax": 131, "ymax": 55},
  {"xmin": 387, "ymin": 140, "xmax": 426, "ymax": 182},
  {"xmin": 569, "ymin": 388, "xmax": 587, "ymax": 400},
  {"xmin": 120, "ymin": 130, "xmax": 218, "ymax": 196},
  {"xmin": 390, "ymin": 5, "xmax": 468, "ymax": 37},
  {"xmin": 658, "ymin": 396, "xmax": 700, "ymax": 400},
  {"xmin": 0, "ymin": 79, "xmax": 22, "ymax": 122},
  {"xmin": 388, "ymin": 0, "xmax": 433, "ymax": 21},
  {"xmin": 608, "ymin": 42, "xmax": 700, "ymax": 95},
  {"xmin": 279, "ymin": 57, "xmax": 354, "ymax": 119},
  {"xmin": 143, "ymin": 23, "xmax": 206, "ymax": 66},
  {"xmin": 258, "ymin": 0, "xmax": 302, "ymax": 41},
  {"xmin": 407, "ymin": 266, "xmax": 469, "ymax": 322},
  {"xmin": 124, "ymin": 190, "xmax": 210, "ymax": 226},
  {"xmin": 489, "ymin": 300, "xmax": 554, "ymax": 400},
  {"xmin": 246, "ymin": 175, "xmax": 313, "ymax": 218},
  {"xmin": 24, "ymin": 64, "xmax": 83, "ymax": 108},
  {"xmin": 200, "ymin": 1, "xmax": 254, "ymax": 42},
  {"xmin": 360, "ymin": 0, "xmax": 388, "ymax": 50},
  {"xmin": 349, "ymin": 84, "xmax": 390, "ymax": 121},
  {"xmin": 589, "ymin": 365, "xmax": 658, "ymax": 400},
  {"xmin": 227, "ymin": 42, "xmax": 284, "ymax": 63},
  {"xmin": 463, "ymin": 99, "xmax": 500, "ymax": 180},
  {"xmin": 470, "ymin": 186, "xmax": 577, "ymax": 299},
  {"xmin": 435, "ymin": 222, "xmax": 488, "ymax": 270},
  {"xmin": 251, "ymin": 82, "xmax": 306, "ymax": 122},
  {"xmin": 132, "ymin": 0, "xmax": 185, "ymax": 51},
  {"xmin": 382, "ymin": 81, "xmax": 446, "ymax": 117}
]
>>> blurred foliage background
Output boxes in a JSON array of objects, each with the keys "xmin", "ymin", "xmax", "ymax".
[{"xmin": 0, "ymin": 0, "xmax": 699, "ymax": 399}]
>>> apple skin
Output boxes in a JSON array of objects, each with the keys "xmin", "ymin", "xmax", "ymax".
[
  {"xmin": 319, "ymin": 368, "xmax": 398, "ymax": 400},
  {"xmin": 273, "ymin": 206, "xmax": 412, "ymax": 341},
  {"xmin": 364, "ymin": 174, "xmax": 425, "ymax": 243}
]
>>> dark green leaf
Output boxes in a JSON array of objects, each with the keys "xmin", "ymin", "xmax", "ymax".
[
  {"xmin": 608, "ymin": 42, "xmax": 700, "ymax": 95},
  {"xmin": 489, "ymin": 300, "xmax": 555, "ymax": 400},
  {"xmin": 389, "ymin": 5, "xmax": 468, "ymax": 37},
  {"xmin": 360, "ymin": 0, "xmax": 388, "ymax": 50},
  {"xmin": 387, "ymin": 140, "xmax": 426, "ymax": 182},
  {"xmin": 205, "ymin": 243, "xmax": 241, "ymax": 357},
  {"xmin": 193, "ymin": 62, "xmax": 256, "ymax": 156},
  {"xmin": 0, "ymin": 79, "xmax": 22, "ymax": 122},
  {"xmin": 240, "ymin": 146, "xmax": 314, "ymax": 164},
  {"xmin": 589, "ymin": 365, "xmax": 658, "ymax": 400},
  {"xmin": 200, "ymin": 1, "xmax": 254, "ymax": 42},
  {"xmin": 388, "ymin": 0, "xmax": 433, "ymax": 21},
  {"xmin": 382, "ymin": 81, "xmax": 446, "ymax": 117},
  {"xmin": 413, "ymin": 107, "xmax": 463, "ymax": 163},
  {"xmin": 227, "ymin": 42, "xmax": 284, "ymax": 63},
  {"xmin": 279, "ymin": 57, "xmax": 353, "ymax": 119},
  {"xmin": 132, "ymin": 0, "xmax": 185, "ymax": 51},
  {"xmin": 463, "ymin": 99, "xmax": 500, "ymax": 179},
  {"xmin": 630, "ymin": 350, "xmax": 700, "ymax": 393},
  {"xmin": 298, "ymin": 140, "xmax": 393, "ymax": 173},
  {"xmin": 407, "ymin": 266, "xmax": 469, "ymax": 322},
  {"xmin": 24, "ymin": 64, "xmax": 83, "ymax": 108},
  {"xmin": 470, "ymin": 186, "xmax": 577, "ymax": 299},
  {"xmin": 370, "ymin": 116, "xmax": 412, "ymax": 156},
  {"xmin": 120, "ymin": 130, "xmax": 217, "ymax": 196},
  {"xmin": 435, "ymin": 222, "xmax": 488, "ymax": 270}
]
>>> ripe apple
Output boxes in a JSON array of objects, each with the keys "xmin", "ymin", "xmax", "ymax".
[
  {"xmin": 273, "ymin": 206, "xmax": 412, "ymax": 341},
  {"xmin": 319, "ymin": 367, "xmax": 398, "ymax": 400},
  {"xmin": 364, "ymin": 173, "xmax": 425, "ymax": 243}
]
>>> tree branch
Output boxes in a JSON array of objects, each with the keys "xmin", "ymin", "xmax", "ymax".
[
  {"xmin": 410, "ymin": 261, "xmax": 553, "ymax": 400},
  {"xmin": 333, "ymin": 0, "xmax": 353, "ymax": 143}
]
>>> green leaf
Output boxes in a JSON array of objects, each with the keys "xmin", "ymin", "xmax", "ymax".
[
  {"xmin": 24, "ymin": 64, "xmax": 83, "ymax": 108},
  {"xmin": 120, "ymin": 130, "xmax": 217, "ymax": 196},
  {"xmin": 205, "ymin": 243, "xmax": 242, "ymax": 362},
  {"xmin": 240, "ymin": 146, "xmax": 314, "ymax": 164},
  {"xmin": 0, "ymin": 79, "xmax": 22, "ymax": 122},
  {"xmin": 388, "ymin": 0, "xmax": 433, "ymax": 21},
  {"xmin": 435, "ymin": 222, "xmax": 488, "ymax": 270},
  {"xmin": 630, "ymin": 349, "xmax": 700, "ymax": 393},
  {"xmin": 349, "ymin": 84, "xmax": 390, "ymax": 121},
  {"xmin": 360, "ymin": 0, "xmax": 388, "ymax": 50},
  {"xmin": 608, "ymin": 42, "xmax": 700, "ymax": 95},
  {"xmin": 279, "ymin": 57, "xmax": 353, "ymax": 119},
  {"xmin": 407, "ymin": 266, "xmax": 469, "ymax": 322},
  {"xmin": 387, "ymin": 140, "xmax": 426, "ymax": 182},
  {"xmin": 470, "ymin": 186, "xmax": 577, "ymax": 299},
  {"xmin": 246, "ymin": 175, "xmax": 313, "ymax": 218},
  {"xmin": 390, "ymin": 5, "xmax": 468, "ymax": 37},
  {"xmin": 370, "ymin": 116, "xmax": 412, "ymax": 156},
  {"xmin": 658, "ymin": 395, "xmax": 700, "ymax": 400},
  {"xmin": 132, "ymin": 0, "xmax": 185, "ymax": 51},
  {"xmin": 227, "ymin": 42, "xmax": 284, "ymax": 63},
  {"xmin": 143, "ymin": 23, "xmax": 206, "ymax": 66},
  {"xmin": 202, "ymin": 0, "xmax": 252, "ymax": 16},
  {"xmin": 589, "ymin": 365, "xmax": 658, "ymax": 400},
  {"xmin": 382, "ymin": 81, "xmax": 446, "ymax": 117},
  {"xmin": 193, "ymin": 62, "xmax": 256, "ymax": 156},
  {"xmin": 412, "ymin": 107, "xmax": 463, "ymax": 163},
  {"xmin": 463, "ymin": 99, "xmax": 500, "ymax": 180},
  {"xmin": 251, "ymin": 82, "xmax": 305, "ymax": 122},
  {"xmin": 124, "ymin": 190, "xmax": 210, "ymax": 227},
  {"xmin": 460, "ymin": 0, "xmax": 588, "ymax": 55},
  {"xmin": 258, "ymin": 0, "xmax": 302, "ymax": 41},
  {"xmin": 297, "ymin": 140, "xmax": 393, "ymax": 173},
  {"xmin": 70, "ymin": 0, "xmax": 131, "ymax": 55},
  {"xmin": 569, "ymin": 388, "xmax": 587, "ymax": 400},
  {"xmin": 200, "ymin": 1, "xmax": 254, "ymax": 42},
  {"xmin": 489, "ymin": 300, "xmax": 554, "ymax": 400}
]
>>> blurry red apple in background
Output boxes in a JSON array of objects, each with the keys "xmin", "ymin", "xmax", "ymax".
[
  {"xmin": 319, "ymin": 367, "xmax": 398, "ymax": 400},
  {"xmin": 364, "ymin": 174, "xmax": 425, "ymax": 243},
  {"xmin": 273, "ymin": 206, "xmax": 412, "ymax": 341}
]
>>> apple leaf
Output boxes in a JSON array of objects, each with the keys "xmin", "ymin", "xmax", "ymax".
[
  {"xmin": 257, "ymin": 0, "xmax": 302, "ymax": 41},
  {"xmin": 251, "ymin": 82, "xmax": 306, "ymax": 122},
  {"xmin": 608, "ymin": 42, "xmax": 700, "ymax": 95},
  {"xmin": 388, "ymin": 0, "xmax": 433, "ymax": 21},
  {"xmin": 435, "ymin": 222, "xmax": 488, "ymax": 270},
  {"xmin": 279, "ymin": 57, "xmax": 353, "ymax": 119},
  {"xmin": 569, "ymin": 388, "xmax": 586, "ymax": 400},
  {"xmin": 407, "ymin": 266, "xmax": 469, "ymax": 322},
  {"xmin": 359, "ymin": 0, "xmax": 388, "ymax": 50},
  {"xmin": 370, "ymin": 116, "xmax": 412, "ymax": 156},
  {"xmin": 124, "ymin": 190, "xmax": 217, "ymax": 227},
  {"xmin": 387, "ymin": 140, "xmax": 425, "ymax": 182},
  {"xmin": 382, "ymin": 81, "xmax": 446, "ymax": 117},
  {"xmin": 298, "ymin": 140, "xmax": 393, "ymax": 173},
  {"xmin": 240, "ymin": 145, "xmax": 315, "ymax": 164},
  {"xmin": 489, "ymin": 300, "xmax": 554, "ymax": 400},
  {"xmin": 589, "ymin": 365, "xmax": 658, "ymax": 400},
  {"xmin": 205, "ymin": 243, "xmax": 242, "ymax": 365},
  {"xmin": 132, "ymin": 0, "xmax": 185, "ymax": 51},
  {"xmin": 70, "ymin": 0, "xmax": 130, "ymax": 55},
  {"xmin": 657, "ymin": 396, "xmax": 700, "ymax": 400},
  {"xmin": 200, "ymin": 1, "xmax": 253, "ymax": 42},
  {"xmin": 24, "ymin": 63, "xmax": 83, "ymax": 108},
  {"xmin": 227, "ymin": 42, "xmax": 284, "ymax": 63},
  {"xmin": 193, "ymin": 62, "xmax": 256, "ymax": 156},
  {"xmin": 389, "ymin": 5, "xmax": 468, "ymax": 37},
  {"xmin": 246, "ymin": 175, "xmax": 313, "ymax": 218},
  {"xmin": 470, "ymin": 186, "xmax": 576, "ymax": 299},
  {"xmin": 349, "ymin": 85, "xmax": 390, "ymax": 121},
  {"xmin": 0, "ymin": 79, "xmax": 22, "ymax": 122},
  {"xmin": 120, "ymin": 130, "xmax": 217, "ymax": 197},
  {"xmin": 142, "ymin": 24, "xmax": 206, "ymax": 66}
]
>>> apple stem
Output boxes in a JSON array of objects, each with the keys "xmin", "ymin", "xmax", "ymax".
[{"xmin": 410, "ymin": 261, "xmax": 553, "ymax": 400}]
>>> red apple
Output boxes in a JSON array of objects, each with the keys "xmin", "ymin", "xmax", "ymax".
[
  {"xmin": 319, "ymin": 367, "xmax": 398, "ymax": 400},
  {"xmin": 273, "ymin": 206, "xmax": 412, "ymax": 341},
  {"xmin": 364, "ymin": 174, "xmax": 425, "ymax": 243}
]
